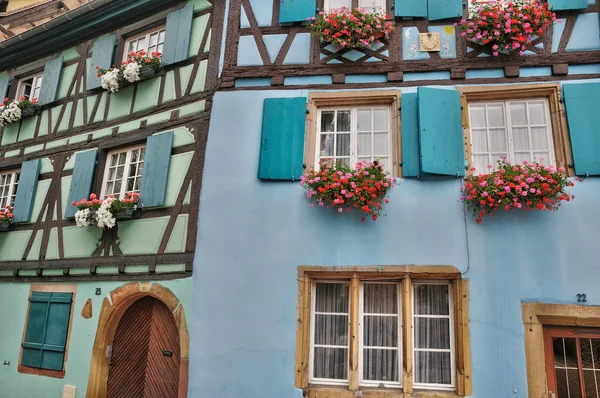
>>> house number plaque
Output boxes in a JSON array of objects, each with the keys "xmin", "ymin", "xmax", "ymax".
[{"xmin": 419, "ymin": 32, "xmax": 441, "ymax": 52}]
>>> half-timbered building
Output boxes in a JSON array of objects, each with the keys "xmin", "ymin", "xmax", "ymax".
[
  {"xmin": 0, "ymin": 0, "xmax": 223, "ymax": 396},
  {"xmin": 190, "ymin": 1, "xmax": 600, "ymax": 397}
]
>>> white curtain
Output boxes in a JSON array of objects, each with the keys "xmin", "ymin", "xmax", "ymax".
[
  {"xmin": 414, "ymin": 284, "xmax": 452, "ymax": 386},
  {"xmin": 362, "ymin": 283, "xmax": 400, "ymax": 383},
  {"xmin": 313, "ymin": 282, "xmax": 349, "ymax": 380}
]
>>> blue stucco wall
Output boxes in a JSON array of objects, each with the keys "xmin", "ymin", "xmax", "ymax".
[{"xmin": 190, "ymin": 86, "xmax": 600, "ymax": 398}]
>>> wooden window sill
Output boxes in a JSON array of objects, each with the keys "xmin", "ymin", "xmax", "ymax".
[
  {"xmin": 304, "ymin": 387, "xmax": 463, "ymax": 398},
  {"xmin": 18, "ymin": 364, "xmax": 65, "ymax": 379}
]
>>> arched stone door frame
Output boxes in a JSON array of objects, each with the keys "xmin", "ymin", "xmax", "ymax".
[{"xmin": 86, "ymin": 282, "xmax": 189, "ymax": 398}]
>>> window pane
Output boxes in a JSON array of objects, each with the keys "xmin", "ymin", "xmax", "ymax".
[
  {"xmin": 108, "ymin": 167, "xmax": 116, "ymax": 180},
  {"xmin": 556, "ymin": 368, "xmax": 569, "ymax": 398},
  {"xmin": 414, "ymin": 318, "xmax": 450, "ymax": 349},
  {"xmin": 364, "ymin": 316, "xmax": 398, "ymax": 347},
  {"xmin": 373, "ymin": 132, "xmax": 388, "ymax": 155},
  {"xmin": 158, "ymin": 30, "xmax": 165, "ymax": 43},
  {"xmin": 131, "ymin": 149, "xmax": 138, "ymax": 163},
  {"xmin": 533, "ymin": 152, "xmax": 550, "ymax": 164},
  {"xmin": 512, "ymin": 127, "xmax": 530, "ymax": 151},
  {"xmin": 487, "ymin": 104, "xmax": 505, "ymax": 127},
  {"xmin": 336, "ymin": 134, "xmax": 350, "ymax": 156},
  {"xmin": 315, "ymin": 283, "xmax": 349, "ymax": 313},
  {"xmin": 373, "ymin": 109, "xmax": 388, "ymax": 131},
  {"xmin": 583, "ymin": 370, "xmax": 598, "ymax": 398},
  {"xmin": 564, "ymin": 338, "xmax": 578, "ymax": 368},
  {"xmin": 488, "ymin": 128, "xmax": 507, "ymax": 153},
  {"xmin": 414, "ymin": 351, "xmax": 452, "ymax": 385},
  {"xmin": 113, "ymin": 180, "xmax": 122, "ymax": 195},
  {"xmin": 116, "ymin": 166, "xmax": 124, "ymax": 180},
  {"xmin": 363, "ymin": 349, "xmax": 399, "ymax": 382},
  {"xmin": 528, "ymin": 102, "xmax": 546, "ymax": 125},
  {"xmin": 359, "ymin": 0, "xmax": 385, "ymax": 11},
  {"xmin": 357, "ymin": 110, "xmax": 371, "ymax": 131},
  {"xmin": 568, "ymin": 368, "xmax": 583, "ymax": 398},
  {"xmin": 530, "ymin": 127, "xmax": 549, "ymax": 151},
  {"xmin": 126, "ymin": 177, "xmax": 135, "ymax": 192},
  {"xmin": 149, "ymin": 33, "xmax": 159, "ymax": 47},
  {"xmin": 118, "ymin": 153, "xmax": 127, "ymax": 165},
  {"xmin": 414, "ymin": 285, "xmax": 450, "ymax": 316},
  {"xmin": 328, "ymin": 0, "xmax": 352, "ymax": 10},
  {"xmin": 315, "ymin": 314, "xmax": 349, "ymax": 346},
  {"xmin": 321, "ymin": 112, "xmax": 335, "ymax": 132},
  {"xmin": 510, "ymin": 102, "xmax": 528, "ymax": 126},
  {"xmin": 110, "ymin": 154, "xmax": 118, "ymax": 167},
  {"xmin": 471, "ymin": 129, "xmax": 488, "ymax": 153},
  {"xmin": 320, "ymin": 135, "xmax": 334, "ymax": 157},
  {"xmin": 470, "ymin": 105, "xmax": 486, "ymax": 128},
  {"xmin": 337, "ymin": 111, "xmax": 351, "ymax": 132},
  {"xmin": 364, "ymin": 284, "xmax": 398, "ymax": 314},
  {"xmin": 513, "ymin": 152, "xmax": 530, "ymax": 165},
  {"xmin": 357, "ymin": 133, "xmax": 371, "ymax": 156},
  {"xmin": 314, "ymin": 347, "xmax": 348, "ymax": 379}
]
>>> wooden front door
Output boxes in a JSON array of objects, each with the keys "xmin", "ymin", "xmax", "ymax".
[{"xmin": 106, "ymin": 296, "xmax": 181, "ymax": 398}]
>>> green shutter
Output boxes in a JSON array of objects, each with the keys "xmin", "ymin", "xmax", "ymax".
[
  {"xmin": 22, "ymin": 292, "xmax": 72, "ymax": 371},
  {"xmin": 395, "ymin": 0, "xmax": 427, "ymax": 17},
  {"xmin": 38, "ymin": 57, "xmax": 63, "ymax": 106},
  {"xmin": 88, "ymin": 35, "xmax": 115, "ymax": 90},
  {"xmin": 139, "ymin": 131, "xmax": 173, "ymax": 208},
  {"xmin": 0, "ymin": 73, "xmax": 9, "ymax": 100},
  {"xmin": 163, "ymin": 6, "xmax": 194, "ymax": 65},
  {"xmin": 65, "ymin": 149, "xmax": 98, "ymax": 218},
  {"xmin": 418, "ymin": 87, "xmax": 465, "ymax": 176},
  {"xmin": 548, "ymin": 0, "xmax": 587, "ymax": 10},
  {"xmin": 12, "ymin": 159, "xmax": 40, "ymax": 223},
  {"xmin": 401, "ymin": 93, "xmax": 421, "ymax": 177},
  {"xmin": 258, "ymin": 97, "xmax": 306, "ymax": 180},
  {"xmin": 279, "ymin": 0, "xmax": 316, "ymax": 24},
  {"xmin": 563, "ymin": 83, "xmax": 600, "ymax": 176},
  {"xmin": 428, "ymin": 0, "xmax": 463, "ymax": 21}
]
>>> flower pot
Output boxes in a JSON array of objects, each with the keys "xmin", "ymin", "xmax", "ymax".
[
  {"xmin": 20, "ymin": 106, "xmax": 39, "ymax": 119},
  {"xmin": 0, "ymin": 222, "xmax": 9, "ymax": 232},
  {"xmin": 113, "ymin": 207, "xmax": 141, "ymax": 220},
  {"xmin": 139, "ymin": 66, "xmax": 157, "ymax": 81}
]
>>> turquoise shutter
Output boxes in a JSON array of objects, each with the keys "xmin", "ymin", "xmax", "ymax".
[
  {"xmin": 395, "ymin": 0, "xmax": 427, "ymax": 17},
  {"xmin": 38, "ymin": 57, "xmax": 63, "ymax": 106},
  {"xmin": 401, "ymin": 93, "xmax": 421, "ymax": 177},
  {"xmin": 163, "ymin": 6, "xmax": 194, "ymax": 65},
  {"xmin": 279, "ymin": 0, "xmax": 316, "ymax": 24},
  {"xmin": 65, "ymin": 149, "xmax": 98, "ymax": 218},
  {"xmin": 0, "ymin": 74, "xmax": 9, "ymax": 100},
  {"xmin": 12, "ymin": 159, "xmax": 40, "ymax": 223},
  {"xmin": 139, "ymin": 131, "xmax": 173, "ymax": 207},
  {"xmin": 563, "ymin": 83, "xmax": 600, "ymax": 176},
  {"xmin": 428, "ymin": 0, "xmax": 463, "ymax": 21},
  {"xmin": 21, "ymin": 292, "xmax": 72, "ymax": 371},
  {"xmin": 258, "ymin": 97, "xmax": 306, "ymax": 180},
  {"xmin": 88, "ymin": 35, "xmax": 115, "ymax": 90},
  {"xmin": 548, "ymin": 0, "xmax": 587, "ymax": 10},
  {"xmin": 418, "ymin": 87, "xmax": 464, "ymax": 176}
]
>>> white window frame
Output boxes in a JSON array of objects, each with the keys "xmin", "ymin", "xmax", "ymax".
[
  {"xmin": 468, "ymin": 98, "xmax": 556, "ymax": 172},
  {"xmin": 309, "ymin": 280, "xmax": 351, "ymax": 386},
  {"xmin": 16, "ymin": 73, "xmax": 43, "ymax": 102},
  {"xmin": 411, "ymin": 280, "xmax": 456, "ymax": 391},
  {"xmin": 358, "ymin": 281, "xmax": 403, "ymax": 388},
  {"xmin": 0, "ymin": 169, "xmax": 19, "ymax": 210},
  {"xmin": 315, "ymin": 106, "xmax": 393, "ymax": 173},
  {"xmin": 123, "ymin": 26, "xmax": 166, "ymax": 62},
  {"xmin": 100, "ymin": 144, "xmax": 146, "ymax": 200}
]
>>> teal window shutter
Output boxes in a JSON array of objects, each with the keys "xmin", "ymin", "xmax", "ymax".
[
  {"xmin": 428, "ymin": 0, "xmax": 463, "ymax": 21},
  {"xmin": 88, "ymin": 35, "xmax": 115, "ymax": 90},
  {"xmin": 279, "ymin": 0, "xmax": 316, "ymax": 24},
  {"xmin": 0, "ymin": 74, "xmax": 9, "ymax": 100},
  {"xmin": 563, "ymin": 82, "xmax": 600, "ymax": 176},
  {"xmin": 418, "ymin": 87, "xmax": 465, "ymax": 176},
  {"xmin": 163, "ymin": 6, "xmax": 194, "ymax": 65},
  {"xmin": 38, "ymin": 57, "xmax": 63, "ymax": 106},
  {"xmin": 258, "ymin": 97, "xmax": 306, "ymax": 180},
  {"xmin": 139, "ymin": 131, "xmax": 174, "ymax": 207},
  {"xmin": 401, "ymin": 93, "xmax": 421, "ymax": 177},
  {"xmin": 21, "ymin": 292, "xmax": 72, "ymax": 371},
  {"xmin": 548, "ymin": 0, "xmax": 587, "ymax": 10},
  {"xmin": 65, "ymin": 149, "xmax": 98, "ymax": 218},
  {"xmin": 395, "ymin": 0, "xmax": 427, "ymax": 17},
  {"xmin": 12, "ymin": 159, "xmax": 40, "ymax": 223}
]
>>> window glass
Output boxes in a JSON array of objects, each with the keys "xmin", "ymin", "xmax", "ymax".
[
  {"xmin": 0, "ymin": 170, "xmax": 19, "ymax": 209},
  {"xmin": 124, "ymin": 27, "xmax": 166, "ymax": 60},
  {"xmin": 18, "ymin": 74, "xmax": 43, "ymax": 101},
  {"xmin": 468, "ymin": 99, "xmax": 554, "ymax": 173},
  {"xmin": 101, "ymin": 146, "xmax": 146, "ymax": 199},
  {"xmin": 358, "ymin": 0, "xmax": 385, "ymax": 11}
]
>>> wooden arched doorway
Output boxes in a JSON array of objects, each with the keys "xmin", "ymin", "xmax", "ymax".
[
  {"xmin": 106, "ymin": 296, "xmax": 180, "ymax": 398},
  {"xmin": 86, "ymin": 282, "xmax": 189, "ymax": 398}
]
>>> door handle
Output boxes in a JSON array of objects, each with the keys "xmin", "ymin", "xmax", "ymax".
[{"xmin": 162, "ymin": 350, "xmax": 173, "ymax": 357}]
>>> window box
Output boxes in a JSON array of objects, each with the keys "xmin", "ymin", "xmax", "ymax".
[
  {"xmin": 113, "ymin": 207, "xmax": 142, "ymax": 220},
  {"xmin": 98, "ymin": 52, "xmax": 162, "ymax": 93},
  {"xmin": 0, "ymin": 222, "xmax": 9, "ymax": 232}
]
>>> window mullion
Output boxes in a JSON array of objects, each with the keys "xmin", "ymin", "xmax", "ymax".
[
  {"xmin": 402, "ymin": 276, "xmax": 413, "ymax": 393},
  {"xmin": 505, "ymin": 101, "xmax": 515, "ymax": 165},
  {"xmin": 349, "ymin": 274, "xmax": 360, "ymax": 391},
  {"xmin": 352, "ymin": 108, "xmax": 358, "ymax": 167},
  {"xmin": 576, "ymin": 338, "xmax": 586, "ymax": 398},
  {"xmin": 122, "ymin": 150, "xmax": 133, "ymax": 199}
]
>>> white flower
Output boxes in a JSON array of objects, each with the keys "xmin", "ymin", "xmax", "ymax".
[
  {"xmin": 75, "ymin": 208, "xmax": 92, "ymax": 228},
  {"xmin": 100, "ymin": 69, "xmax": 121, "ymax": 93},
  {"xmin": 0, "ymin": 101, "xmax": 22, "ymax": 126},
  {"xmin": 122, "ymin": 62, "xmax": 140, "ymax": 84},
  {"xmin": 95, "ymin": 198, "xmax": 116, "ymax": 229}
]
